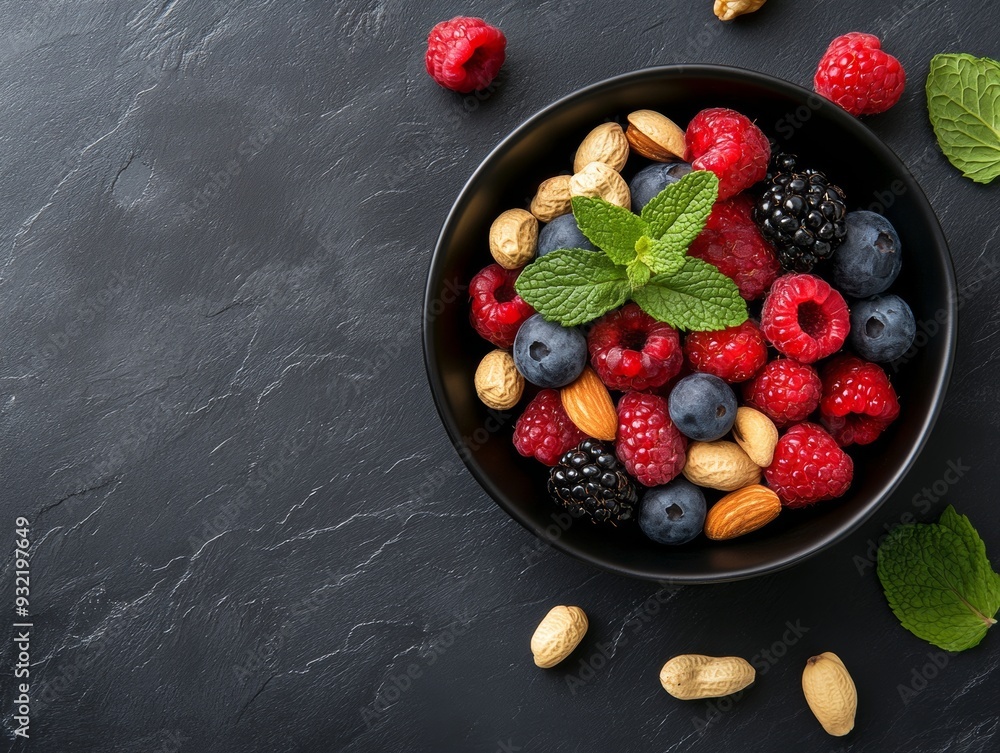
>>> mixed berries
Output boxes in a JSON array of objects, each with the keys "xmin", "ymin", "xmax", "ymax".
[{"xmin": 469, "ymin": 103, "xmax": 916, "ymax": 547}]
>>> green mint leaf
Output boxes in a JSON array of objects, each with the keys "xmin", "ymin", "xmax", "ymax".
[
  {"xmin": 514, "ymin": 248, "xmax": 629, "ymax": 327},
  {"xmin": 638, "ymin": 237, "xmax": 687, "ymax": 277},
  {"xmin": 926, "ymin": 53, "xmax": 1000, "ymax": 184},
  {"xmin": 626, "ymin": 258, "xmax": 651, "ymax": 287},
  {"xmin": 877, "ymin": 505, "xmax": 1000, "ymax": 652},
  {"xmin": 640, "ymin": 170, "xmax": 719, "ymax": 249},
  {"xmin": 631, "ymin": 256, "xmax": 748, "ymax": 331},
  {"xmin": 571, "ymin": 196, "xmax": 648, "ymax": 265}
]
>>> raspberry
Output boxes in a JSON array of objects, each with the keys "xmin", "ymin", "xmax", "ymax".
[
  {"xmin": 688, "ymin": 194, "xmax": 781, "ymax": 300},
  {"xmin": 764, "ymin": 423, "xmax": 854, "ymax": 507},
  {"xmin": 814, "ymin": 33, "xmax": 906, "ymax": 116},
  {"xmin": 425, "ymin": 17, "xmax": 506, "ymax": 93},
  {"xmin": 615, "ymin": 392, "xmax": 687, "ymax": 487},
  {"xmin": 684, "ymin": 320, "xmax": 768, "ymax": 383},
  {"xmin": 761, "ymin": 273, "xmax": 850, "ymax": 363},
  {"xmin": 513, "ymin": 390, "xmax": 586, "ymax": 467},
  {"xmin": 819, "ymin": 355, "xmax": 900, "ymax": 446},
  {"xmin": 469, "ymin": 264, "xmax": 534, "ymax": 348},
  {"xmin": 685, "ymin": 108, "xmax": 771, "ymax": 200},
  {"xmin": 588, "ymin": 302, "xmax": 683, "ymax": 391},
  {"xmin": 743, "ymin": 358, "xmax": 822, "ymax": 427}
]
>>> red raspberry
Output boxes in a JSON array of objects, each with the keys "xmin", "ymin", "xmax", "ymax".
[
  {"xmin": 684, "ymin": 320, "xmax": 768, "ymax": 383},
  {"xmin": 513, "ymin": 390, "xmax": 586, "ymax": 466},
  {"xmin": 761, "ymin": 274, "xmax": 850, "ymax": 363},
  {"xmin": 814, "ymin": 33, "xmax": 905, "ymax": 116},
  {"xmin": 765, "ymin": 423, "xmax": 854, "ymax": 507},
  {"xmin": 588, "ymin": 303, "xmax": 683, "ymax": 391},
  {"xmin": 685, "ymin": 108, "xmax": 770, "ymax": 200},
  {"xmin": 425, "ymin": 17, "xmax": 506, "ymax": 93},
  {"xmin": 469, "ymin": 264, "xmax": 534, "ymax": 348},
  {"xmin": 615, "ymin": 392, "xmax": 687, "ymax": 487},
  {"xmin": 819, "ymin": 355, "xmax": 900, "ymax": 446},
  {"xmin": 743, "ymin": 358, "xmax": 822, "ymax": 427},
  {"xmin": 688, "ymin": 194, "xmax": 781, "ymax": 300}
]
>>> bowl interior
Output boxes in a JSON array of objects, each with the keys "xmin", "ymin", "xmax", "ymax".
[{"xmin": 423, "ymin": 66, "xmax": 956, "ymax": 583}]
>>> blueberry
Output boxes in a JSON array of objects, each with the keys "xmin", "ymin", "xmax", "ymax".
[
  {"xmin": 668, "ymin": 373, "xmax": 737, "ymax": 441},
  {"xmin": 538, "ymin": 214, "xmax": 595, "ymax": 256},
  {"xmin": 629, "ymin": 162, "xmax": 693, "ymax": 212},
  {"xmin": 513, "ymin": 314, "xmax": 587, "ymax": 388},
  {"xmin": 831, "ymin": 211, "xmax": 902, "ymax": 297},
  {"xmin": 848, "ymin": 294, "xmax": 916, "ymax": 362},
  {"xmin": 638, "ymin": 479, "xmax": 707, "ymax": 545}
]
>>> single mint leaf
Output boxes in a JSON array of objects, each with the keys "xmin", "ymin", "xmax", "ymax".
[
  {"xmin": 514, "ymin": 248, "xmax": 629, "ymax": 327},
  {"xmin": 640, "ymin": 170, "xmax": 719, "ymax": 250},
  {"xmin": 631, "ymin": 256, "xmax": 748, "ymax": 331},
  {"xmin": 877, "ymin": 506, "xmax": 1000, "ymax": 652},
  {"xmin": 926, "ymin": 53, "xmax": 1000, "ymax": 184},
  {"xmin": 627, "ymin": 258, "xmax": 651, "ymax": 287},
  {"xmin": 638, "ymin": 236, "xmax": 687, "ymax": 277},
  {"xmin": 571, "ymin": 196, "xmax": 648, "ymax": 265}
]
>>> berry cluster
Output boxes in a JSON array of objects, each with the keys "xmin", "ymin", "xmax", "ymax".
[{"xmin": 468, "ymin": 99, "xmax": 914, "ymax": 549}]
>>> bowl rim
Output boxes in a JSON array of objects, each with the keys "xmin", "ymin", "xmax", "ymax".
[{"xmin": 422, "ymin": 63, "xmax": 958, "ymax": 583}]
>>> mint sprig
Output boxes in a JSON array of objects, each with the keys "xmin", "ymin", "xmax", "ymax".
[
  {"xmin": 514, "ymin": 248, "xmax": 630, "ymax": 327},
  {"xmin": 877, "ymin": 505, "xmax": 1000, "ymax": 652},
  {"xmin": 926, "ymin": 53, "xmax": 1000, "ymax": 184},
  {"xmin": 514, "ymin": 170, "xmax": 747, "ymax": 331}
]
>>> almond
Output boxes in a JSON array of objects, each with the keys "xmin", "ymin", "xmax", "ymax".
[
  {"xmin": 704, "ymin": 485, "xmax": 781, "ymax": 540},
  {"xmin": 530, "ymin": 175, "xmax": 573, "ymax": 222},
  {"xmin": 569, "ymin": 161, "xmax": 630, "ymax": 209},
  {"xmin": 573, "ymin": 122, "xmax": 629, "ymax": 174},
  {"xmin": 626, "ymin": 110, "xmax": 687, "ymax": 162},
  {"xmin": 489, "ymin": 208, "xmax": 538, "ymax": 269},
  {"xmin": 560, "ymin": 367, "xmax": 617, "ymax": 440},
  {"xmin": 682, "ymin": 441, "xmax": 761, "ymax": 491},
  {"xmin": 732, "ymin": 406, "xmax": 779, "ymax": 467}
]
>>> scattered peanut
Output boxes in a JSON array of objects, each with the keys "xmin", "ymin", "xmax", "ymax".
[
  {"xmin": 802, "ymin": 652, "xmax": 857, "ymax": 737},
  {"xmin": 714, "ymin": 0, "xmax": 768, "ymax": 21},
  {"xmin": 531, "ymin": 606, "xmax": 588, "ymax": 668},
  {"xmin": 659, "ymin": 654, "xmax": 756, "ymax": 699}
]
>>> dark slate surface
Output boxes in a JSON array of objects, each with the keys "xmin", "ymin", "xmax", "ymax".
[{"xmin": 1, "ymin": 0, "xmax": 998, "ymax": 751}]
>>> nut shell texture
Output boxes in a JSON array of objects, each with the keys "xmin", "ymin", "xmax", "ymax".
[
  {"xmin": 569, "ymin": 161, "xmax": 630, "ymax": 208},
  {"xmin": 682, "ymin": 441, "xmax": 761, "ymax": 491},
  {"xmin": 530, "ymin": 606, "xmax": 588, "ymax": 668},
  {"xmin": 574, "ymin": 122, "xmax": 629, "ymax": 173},
  {"xmin": 530, "ymin": 175, "xmax": 573, "ymax": 222},
  {"xmin": 732, "ymin": 406, "xmax": 779, "ymax": 467},
  {"xmin": 489, "ymin": 208, "xmax": 538, "ymax": 269},
  {"xmin": 659, "ymin": 654, "xmax": 756, "ymax": 699},
  {"xmin": 802, "ymin": 652, "xmax": 857, "ymax": 737},
  {"xmin": 474, "ymin": 350, "xmax": 524, "ymax": 410}
]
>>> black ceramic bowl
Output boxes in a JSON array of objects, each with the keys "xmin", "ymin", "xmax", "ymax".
[{"xmin": 423, "ymin": 65, "xmax": 956, "ymax": 583}]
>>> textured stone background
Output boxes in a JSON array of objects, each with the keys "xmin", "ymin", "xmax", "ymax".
[{"xmin": 0, "ymin": 0, "xmax": 998, "ymax": 751}]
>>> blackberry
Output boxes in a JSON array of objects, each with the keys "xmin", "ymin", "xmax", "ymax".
[
  {"xmin": 547, "ymin": 440, "xmax": 638, "ymax": 524},
  {"xmin": 755, "ymin": 154, "xmax": 848, "ymax": 272}
]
